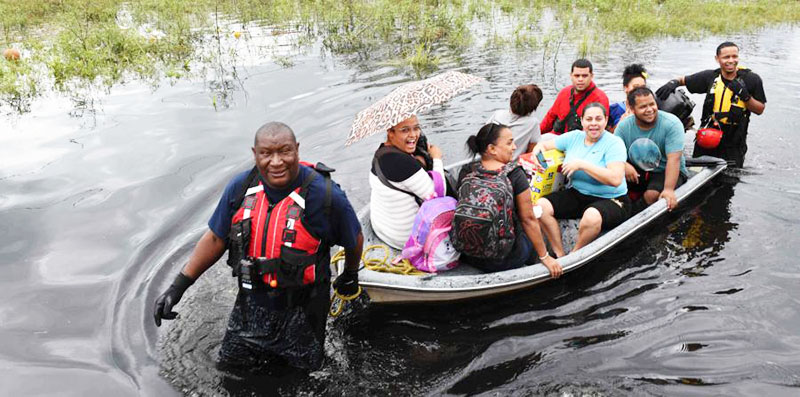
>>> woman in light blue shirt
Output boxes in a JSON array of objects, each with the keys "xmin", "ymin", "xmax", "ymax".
[{"xmin": 532, "ymin": 102, "xmax": 630, "ymax": 257}]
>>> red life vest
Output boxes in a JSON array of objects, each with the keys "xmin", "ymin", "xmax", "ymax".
[{"xmin": 228, "ymin": 165, "xmax": 332, "ymax": 290}]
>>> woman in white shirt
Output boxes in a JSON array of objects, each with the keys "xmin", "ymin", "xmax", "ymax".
[{"xmin": 369, "ymin": 115, "xmax": 444, "ymax": 249}]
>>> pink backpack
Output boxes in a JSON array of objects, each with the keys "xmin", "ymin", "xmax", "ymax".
[{"xmin": 402, "ymin": 196, "xmax": 460, "ymax": 273}]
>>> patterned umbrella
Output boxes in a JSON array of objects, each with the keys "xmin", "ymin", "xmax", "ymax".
[{"xmin": 345, "ymin": 70, "xmax": 484, "ymax": 146}]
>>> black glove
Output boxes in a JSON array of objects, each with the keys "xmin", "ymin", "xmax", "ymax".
[
  {"xmin": 333, "ymin": 269, "xmax": 359, "ymax": 297},
  {"xmin": 726, "ymin": 78, "xmax": 751, "ymax": 102},
  {"xmin": 655, "ymin": 79, "xmax": 679, "ymax": 101},
  {"xmin": 153, "ymin": 272, "xmax": 194, "ymax": 327}
]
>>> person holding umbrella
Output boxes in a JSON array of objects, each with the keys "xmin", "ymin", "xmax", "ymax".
[
  {"xmin": 347, "ymin": 71, "xmax": 484, "ymax": 249},
  {"xmin": 370, "ymin": 115, "xmax": 446, "ymax": 249}
]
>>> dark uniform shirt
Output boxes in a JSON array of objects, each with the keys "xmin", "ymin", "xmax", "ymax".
[{"xmin": 685, "ymin": 68, "xmax": 767, "ymax": 167}]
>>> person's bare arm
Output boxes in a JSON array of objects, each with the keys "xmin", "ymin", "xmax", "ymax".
[
  {"xmin": 181, "ymin": 230, "xmax": 227, "ymax": 279},
  {"xmin": 660, "ymin": 152, "xmax": 682, "ymax": 211},
  {"xmin": 515, "ymin": 191, "xmax": 562, "ymax": 278}
]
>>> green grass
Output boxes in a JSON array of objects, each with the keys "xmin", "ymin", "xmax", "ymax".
[{"xmin": 1, "ymin": 0, "xmax": 800, "ymax": 113}]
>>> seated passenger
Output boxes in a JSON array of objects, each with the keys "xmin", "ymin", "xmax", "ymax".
[
  {"xmin": 369, "ymin": 115, "xmax": 444, "ymax": 249},
  {"xmin": 608, "ymin": 64, "xmax": 649, "ymax": 132},
  {"xmin": 533, "ymin": 103, "xmax": 630, "ymax": 257},
  {"xmin": 540, "ymin": 59, "xmax": 609, "ymax": 136},
  {"xmin": 487, "ymin": 84, "xmax": 544, "ymax": 157},
  {"xmin": 451, "ymin": 123, "xmax": 562, "ymax": 277},
  {"xmin": 614, "ymin": 86, "xmax": 688, "ymax": 211}
]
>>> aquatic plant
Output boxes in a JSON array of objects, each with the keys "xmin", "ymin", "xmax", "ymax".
[{"xmin": 1, "ymin": 0, "xmax": 799, "ymax": 113}]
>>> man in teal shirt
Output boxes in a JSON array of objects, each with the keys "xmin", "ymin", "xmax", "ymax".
[{"xmin": 615, "ymin": 86, "xmax": 688, "ymax": 211}]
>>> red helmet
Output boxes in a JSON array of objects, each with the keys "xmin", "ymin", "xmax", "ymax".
[{"xmin": 696, "ymin": 128, "xmax": 723, "ymax": 149}]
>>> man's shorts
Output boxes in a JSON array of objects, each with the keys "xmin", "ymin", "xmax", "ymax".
[
  {"xmin": 628, "ymin": 169, "xmax": 687, "ymax": 193},
  {"xmin": 546, "ymin": 188, "xmax": 631, "ymax": 230}
]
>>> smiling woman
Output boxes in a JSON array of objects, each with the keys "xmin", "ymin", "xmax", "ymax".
[
  {"xmin": 533, "ymin": 103, "xmax": 630, "ymax": 257},
  {"xmin": 369, "ymin": 115, "xmax": 445, "ymax": 249}
]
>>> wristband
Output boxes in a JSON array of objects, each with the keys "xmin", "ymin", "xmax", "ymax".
[{"xmin": 539, "ymin": 253, "xmax": 550, "ymax": 260}]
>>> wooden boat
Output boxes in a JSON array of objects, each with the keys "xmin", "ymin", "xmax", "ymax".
[{"xmin": 354, "ymin": 155, "xmax": 727, "ymax": 304}]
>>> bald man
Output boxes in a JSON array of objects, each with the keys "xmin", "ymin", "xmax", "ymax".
[{"xmin": 153, "ymin": 122, "xmax": 363, "ymax": 371}]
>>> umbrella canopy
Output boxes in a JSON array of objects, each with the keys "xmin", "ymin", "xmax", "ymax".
[{"xmin": 346, "ymin": 70, "xmax": 484, "ymax": 146}]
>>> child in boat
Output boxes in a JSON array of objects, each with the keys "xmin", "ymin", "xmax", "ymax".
[
  {"xmin": 369, "ymin": 115, "xmax": 445, "ymax": 249},
  {"xmin": 533, "ymin": 102, "xmax": 631, "ymax": 257},
  {"xmin": 451, "ymin": 123, "xmax": 562, "ymax": 277},
  {"xmin": 487, "ymin": 84, "xmax": 544, "ymax": 157}
]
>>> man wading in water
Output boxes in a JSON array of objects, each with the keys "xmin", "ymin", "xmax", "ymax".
[
  {"xmin": 656, "ymin": 41, "xmax": 767, "ymax": 167},
  {"xmin": 153, "ymin": 122, "xmax": 363, "ymax": 372}
]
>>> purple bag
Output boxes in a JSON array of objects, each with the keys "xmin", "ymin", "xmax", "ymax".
[
  {"xmin": 402, "ymin": 196, "xmax": 460, "ymax": 273},
  {"xmin": 422, "ymin": 170, "xmax": 446, "ymax": 200}
]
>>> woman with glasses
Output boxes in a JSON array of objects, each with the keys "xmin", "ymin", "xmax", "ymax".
[
  {"xmin": 532, "ymin": 102, "xmax": 630, "ymax": 258},
  {"xmin": 452, "ymin": 122, "xmax": 562, "ymax": 276},
  {"xmin": 369, "ymin": 115, "xmax": 445, "ymax": 249}
]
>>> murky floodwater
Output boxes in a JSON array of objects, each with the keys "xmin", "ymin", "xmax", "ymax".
[{"xmin": 2, "ymin": 25, "xmax": 800, "ymax": 396}]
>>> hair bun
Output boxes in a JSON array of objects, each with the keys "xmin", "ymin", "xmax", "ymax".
[{"xmin": 466, "ymin": 135, "xmax": 478, "ymax": 153}]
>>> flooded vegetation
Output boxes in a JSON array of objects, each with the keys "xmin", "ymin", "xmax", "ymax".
[
  {"xmin": 3, "ymin": 1, "xmax": 800, "ymax": 396},
  {"xmin": 2, "ymin": 0, "xmax": 800, "ymax": 112}
]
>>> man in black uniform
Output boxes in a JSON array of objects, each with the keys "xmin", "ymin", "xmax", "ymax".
[
  {"xmin": 153, "ymin": 122, "xmax": 363, "ymax": 371},
  {"xmin": 656, "ymin": 41, "xmax": 766, "ymax": 167}
]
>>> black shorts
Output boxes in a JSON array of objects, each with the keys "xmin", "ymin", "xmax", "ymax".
[
  {"xmin": 628, "ymin": 169, "xmax": 687, "ymax": 193},
  {"xmin": 546, "ymin": 188, "xmax": 631, "ymax": 230}
]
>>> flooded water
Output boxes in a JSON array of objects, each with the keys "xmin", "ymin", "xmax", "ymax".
[{"xmin": 2, "ymin": 26, "xmax": 800, "ymax": 396}]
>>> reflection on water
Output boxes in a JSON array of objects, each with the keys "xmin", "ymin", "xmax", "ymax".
[{"xmin": 2, "ymin": 26, "xmax": 800, "ymax": 396}]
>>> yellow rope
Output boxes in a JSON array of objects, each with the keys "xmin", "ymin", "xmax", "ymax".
[
  {"xmin": 329, "ymin": 244, "xmax": 423, "ymax": 317},
  {"xmin": 362, "ymin": 244, "xmax": 425, "ymax": 276},
  {"xmin": 329, "ymin": 286, "xmax": 362, "ymax": 317}
]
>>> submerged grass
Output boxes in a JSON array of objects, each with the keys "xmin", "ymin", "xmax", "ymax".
[{"xmin": 1, "ymin": 0, "xmax": 799, "ymax": 112}]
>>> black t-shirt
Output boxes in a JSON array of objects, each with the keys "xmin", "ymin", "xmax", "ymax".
[
  {"xmin": 457, "ymin": 165, "xmax": 533, "ymax": 271},
  {"xmin": 507, "ymin": 166, "xmax": 530, "ymax": 197},
  {"xmin": 456, "ymin": 162, "xmax": 528, "ymax": 195},
  {"xmin": 685, "ymin": 68, "xmax": 767, "ymax": 124}
]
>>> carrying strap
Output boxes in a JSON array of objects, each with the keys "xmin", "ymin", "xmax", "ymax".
[
  {"xmin": 230, "ymin": 167, "xmax": 261, "ymax": 219},
  {"xmin": 558, "ymin": 85, "xmax": 596, "ymax": 132},
  {"xmin": 372, "ymin": 145, "xmax": 423, "ymax": 205}
]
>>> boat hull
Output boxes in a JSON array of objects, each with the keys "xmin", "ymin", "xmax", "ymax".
[{"xmin": 351, "ymin": 156, "xmax": 727, "ymax": 304}]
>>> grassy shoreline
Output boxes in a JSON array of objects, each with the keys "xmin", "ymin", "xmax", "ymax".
[{"xmin": 1, "ymin": 0, "xmax": 799, "ymax": 113}]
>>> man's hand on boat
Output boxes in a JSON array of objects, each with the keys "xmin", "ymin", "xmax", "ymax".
[
  {"xmin": 660, "ymin": 188, "xmax": 678, "ymax": 211},
  {"xmin": 624, "ymin": 162, "xmax": 640, "ymax": 184},
  {"xmin": 541, "ymin": 255, "xmax": 563, "ymax": 278}
]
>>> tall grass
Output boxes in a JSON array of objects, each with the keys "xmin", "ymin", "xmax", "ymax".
[{"xmin": 1, "ymin": 0, "xmax": 799, "ymax": 112}]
